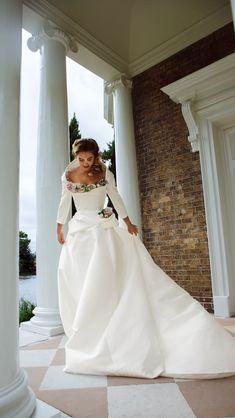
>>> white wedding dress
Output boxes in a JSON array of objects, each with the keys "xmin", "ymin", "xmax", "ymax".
[{"xmin": 57, "ymin": 162, "xmax": 235, "ymax": 379}]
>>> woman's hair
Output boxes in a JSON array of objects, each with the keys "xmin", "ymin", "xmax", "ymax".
[{"xmin": 72, "ymin": 138, "xmax": 105, "ymax": 174}]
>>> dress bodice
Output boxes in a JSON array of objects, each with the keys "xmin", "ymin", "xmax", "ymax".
[
  {"xmin": 68, "ymin": 177, "xmax": 109, "ymax": 213},
  {"xmin": 56, "ymin": 165, "xmax": 128, "ymax": 224}
]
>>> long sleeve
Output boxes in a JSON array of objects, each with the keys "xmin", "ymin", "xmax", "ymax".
[
  {"xmin": 56, "ymin": 172, "xmax": 72, "ymax": 225},
  {"xmin": 106, "ymin": 169, "xmax": 128, "ymax": 219}
]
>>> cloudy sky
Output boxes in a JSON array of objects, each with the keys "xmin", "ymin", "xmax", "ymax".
[{"xmin": 19, "ymin": 29, "xmax": 113, "ymax": 251}]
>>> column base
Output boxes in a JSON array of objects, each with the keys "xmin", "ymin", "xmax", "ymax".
[
  {"xmin": 20, "ymin": 306, "xmax": 64, "ymax": 336},
  {"xmin": 20, "ymin": 321, "xmax": 64, "ymax": 337},
  {"xmin": 213, "ymin": 295, "xmax": 235, "ymax": 317},
  {"xmin": 0, "ymin": 369, "xmax": 36, "ymax": 418}
]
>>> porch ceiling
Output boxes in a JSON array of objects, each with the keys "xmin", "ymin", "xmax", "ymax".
[
  {"xmin": 47, "ymin": 0, "xmax": 231, "ymax": 62},
  {"xmin": 23, "ymin": 0, "xmax": 232, "ymax": 78}
]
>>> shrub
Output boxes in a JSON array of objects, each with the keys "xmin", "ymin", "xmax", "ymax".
[{"xmin": 19, "ymin": 298, "xmax": 36, "ymax": 324}]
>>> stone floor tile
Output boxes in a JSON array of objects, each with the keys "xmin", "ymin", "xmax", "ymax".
[
  {"xmin": 19, "ymin": 328, "xmax": 49, "ymax": 347},
  {"xmin": 51, "ymin": 348, "xmax": 65, "ymax": 366},
  {"xmin": 37, "ymin": 388, "xmax": 108, "ymax": 418},
  {"xmin": 23, "ymin": 366, "xmax": 48, "ymax": 391},
  {"xmin": 107, "ymin": 382, "xmax": 196, "ymax": 418},
  {"xmin": 40, "ymin": 365, "xmax": 107, "ymax": 390},
  {"xmin": 22, "ymin": 336, "xmax": 63, "ymax": 350},
  {"xmin": 177, "ymin": 377, "xmax": 235, "ymax": 418},
  {"xmin": 58, "ymin": 335, "xmax": 68, "ymax": 349},
  {"xmin": 20, "ymin": 349, "xmax": 57, "ymax": 367}
]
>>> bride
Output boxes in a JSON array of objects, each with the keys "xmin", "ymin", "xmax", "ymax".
[{"xmin": 56, "ymin": 138, "xmax": 235, "ymax": 379}]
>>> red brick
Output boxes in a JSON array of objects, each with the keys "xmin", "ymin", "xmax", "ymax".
[{"xmin": 132, "ymin": 23, "xmax": 235, "ymax": 312}]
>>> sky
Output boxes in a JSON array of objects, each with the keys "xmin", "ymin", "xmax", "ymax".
[{"xmin": 19, "ymin": 29, "xmax": 113, "ymax": 252}]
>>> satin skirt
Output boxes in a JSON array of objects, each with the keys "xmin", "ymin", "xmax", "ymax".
[{"xmin": 57, "ymin": 210, "xmax": 235, "ymax": 379}]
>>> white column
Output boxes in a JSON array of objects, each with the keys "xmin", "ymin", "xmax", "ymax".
[
  {"xmin": 105, "ymin": 74, "xmax": 142, "ymax": 234},
  {"xmin": 0, "ymin": 0, "xmax": 36, "ymax": 417},
  {"xmin": 231, "ymin": 0, "xmax": 235, "ymax": 30},
  {"xmin": 20, "ymin": 23, "xmax": 78, "ymax": 336}
]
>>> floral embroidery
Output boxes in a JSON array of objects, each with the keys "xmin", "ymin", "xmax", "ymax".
[{"xmin": 66, "ymin": 178, "xmax": 108, "ymax": 193}]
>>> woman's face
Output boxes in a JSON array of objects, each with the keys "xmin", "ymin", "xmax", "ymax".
[{"xmin": 76, "ymin": 151, "xmax": 95, "ymax": 171}]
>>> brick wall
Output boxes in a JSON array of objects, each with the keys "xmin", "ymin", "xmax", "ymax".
[{"xmin": 132, "ymin": 23, "xmax": 235, "ymax": 312}]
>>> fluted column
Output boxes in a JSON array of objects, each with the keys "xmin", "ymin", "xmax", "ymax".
[
  {"xmin": 20, "ymin": 23, "xmax": 78, "ymax": 336},
  {"xmin": 105, "ymin": 74, "xmax": 142, "ymax": 235},
  {"xmin": 0, "ymin": 0, "xmax": 36, "ymax": 416}
]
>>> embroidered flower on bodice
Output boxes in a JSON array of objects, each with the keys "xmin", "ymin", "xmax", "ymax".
[{"xmin": 66, "ymin": 178, "xmax": 108, "ymax": 193}]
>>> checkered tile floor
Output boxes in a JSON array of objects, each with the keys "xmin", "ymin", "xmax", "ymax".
[{"xmin": 20, "ymin": 317, "xmax": 235, "ymax": 418}]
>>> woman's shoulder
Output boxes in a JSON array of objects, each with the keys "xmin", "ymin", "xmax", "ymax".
[
  {"xmin": 60, "ymin": 159, "xmax": 79, "ymax": 182},
  {"xmin": 105, "ymin": 167, "xmax": 116, "ymax": 182},
  {"xmin": 65, "ymin": 159, "xmax": 78, "ymax": 176},
  {"xmin": 61, "ymin": 161, "xmax": 76, "ymax": 181}
]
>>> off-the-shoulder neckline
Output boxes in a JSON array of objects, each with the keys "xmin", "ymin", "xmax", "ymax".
[{"xmin": 64, "ymin": 163, "xmax": 108, "ymax": 186}]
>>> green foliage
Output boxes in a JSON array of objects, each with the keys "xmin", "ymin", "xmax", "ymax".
[
  {"xmin": 102, "ymin": 139, "xmax": 118, "ymax": 218},
  {"xmin": 19, "ymin": 231, "xmax": 36, "ymax": 275},
  {"xmin": 19, "ymin": 298, "xmax": 36, "ymax": 324},
  {"xmin": 69, "ymin": 113, "xmax": 82, "ymax": 216},
  {"xmin": 69, "ymin": 112, "xmax": 82, "ymax": 162},
  {"xmin": 102, "ymin": 139, "xmax": 116, "ymax": 176}
]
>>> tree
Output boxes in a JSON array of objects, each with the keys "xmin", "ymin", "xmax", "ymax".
[
  {"xmin": 19, "ymin": 231, "xmax": 36, "ymax": 275},
  {"xmin": 69, "ymin": 113, "xmax": 82, "ymax": 216},
  {"xmin": 102, "ymin": 138, "xmax": 118, "ymax": 218},
  {"xmin": 102, "ymin": 139, "xmax": 116, "ymax": 176},
  {"xmin": 69, "ymin": 112, "xmax": 82, "ymax": 162}
]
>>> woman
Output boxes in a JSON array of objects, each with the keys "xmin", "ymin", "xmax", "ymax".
[{"xmin": 57, "ymin": 138, "xmax": 235, "ymax": 379}]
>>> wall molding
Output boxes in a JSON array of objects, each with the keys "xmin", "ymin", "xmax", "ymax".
[
  {"xmin": 161, "ymin": 53, "xmax": 235, "ymax": 151},
  {"xmin": 161, "ymin": 53, "xmax": 235, "ymax": 104},
  {"xmin": 23, "ymin": 0, "xmax": 128, "ymax": 74}
]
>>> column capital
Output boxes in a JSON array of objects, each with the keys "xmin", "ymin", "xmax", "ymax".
[
  {"xmin": 104, "ymin": 74, "xmax": 132, "ymax": 95},
  {"xmin": 27, "ymin": 21, "xmax": 78, "ymax": 54}
]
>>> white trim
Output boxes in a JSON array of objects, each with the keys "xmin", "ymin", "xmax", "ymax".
[
  {"xmin": 23, "ymin": 0, "xmax": 232, "ymax": 77},
  {"xmin": 161, "ymin": 53, "xmax": 235, "ymax": 104},
  {"xmin": 23, "ymin": 0, "xmax": 128, "ymax": 73},
  {"xmin": 161, "ymin": 53, "xmax": 235, "ymax": 152},
  {"xmin": 161, "ymin": 54, "xmax": 235, "ymax": 316},
  {"xmin": 198, "ymin": 121, "xmax": 230, "ymax": 315}
]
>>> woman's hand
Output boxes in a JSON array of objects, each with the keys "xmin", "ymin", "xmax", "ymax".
[
  {"xmin": 123, "ymin": 217, "xmax": 138, "ymax": 235},
  {"xmin": 57, "ymin": 231, "xmax": 65, "ymax": 244},
  {"xmin": 57, "ymin": 223, "xmax": 65, "ymax": 244},
  {"xmin": 127, "ymin": 223, "xmax": 138, "ymax": 235}
]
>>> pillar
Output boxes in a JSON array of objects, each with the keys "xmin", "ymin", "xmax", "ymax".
[
  {"xmin": 0, "ymin": 0, "xmax": 36, "ymax": 416},
  {"xmin": 20, "ymin": 22, "xmax": 78, "ymax": 335},
  {"xmin": 231, "ymin": 0, "xmax": 235, "ymax": 31},
  {"xmin": 105, "ymin": 74, "xmax": 142, "ymax": 235}
]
